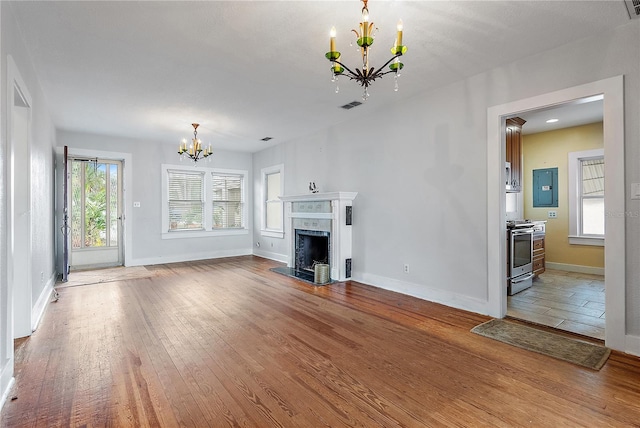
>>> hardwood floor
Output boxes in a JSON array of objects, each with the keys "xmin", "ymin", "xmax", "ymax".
[
  {"xmin": 2, "ymin": 256, "xmax": 640, "ymax": 427},
  {"xmin": 507, "ymin": 269, "xmax": 605, "ymax": 340}
]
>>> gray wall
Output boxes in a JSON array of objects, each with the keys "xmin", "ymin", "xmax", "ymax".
[
  {"xmin": 57, "ymin": 131, "xmax": 254, "ymax": 267},
  {"xmin": 1, "ymin": 1, "xmax": 58, "ymax": 399},
  {"xmin": 253, "ymin": 21, "xmax": 640, "ymax": 344}
]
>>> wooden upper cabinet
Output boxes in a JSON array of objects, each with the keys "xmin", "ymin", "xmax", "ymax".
[{"xmin": 506, "ymin": 117, "xmax": 526, "ymax": 193}]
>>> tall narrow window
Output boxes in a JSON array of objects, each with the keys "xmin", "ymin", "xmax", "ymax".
[
  {"xmin": 212, "ymin": 174, "xmax": 244, "ymax": 229},
  {"xmin": 168, "ymin": 170, "xmax": 204, "ymax": 231},
  {"xmin": 568, "ymin": 149, "xmax": 604, "ymax": 245},
  {"xmin": 261, "ymin": 164, "xmax": 284, "ymax": 238},
  {"xmin": 581, "ymin": 158, "xmax": 605, "ymax": 235}
]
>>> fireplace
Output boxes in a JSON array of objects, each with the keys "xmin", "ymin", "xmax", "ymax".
[
  {"xmin": 295, "ymin": 230, "xmax": 330, "ymax": 272},
  {"xmin": 280, "ymin": 192, "xmax": 357, "ymax": 282}
]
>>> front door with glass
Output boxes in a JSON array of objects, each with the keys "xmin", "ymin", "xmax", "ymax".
[{"xmin": 70, "ymin": 159, "xmax": 123, "ymax": 269}]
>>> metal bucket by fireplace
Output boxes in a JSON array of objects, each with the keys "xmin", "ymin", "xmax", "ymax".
[{"xmin": 314, "ymin": 264, "xmax": 330, "ymax": 285}]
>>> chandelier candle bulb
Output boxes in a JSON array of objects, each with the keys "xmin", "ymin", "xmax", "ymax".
[
  {"xmin": 330, "ymin": 26, "xmax": 336, "ymax": 52},
  {"xmin": 361, "ymin": 7, "xmax": 369, "ymax": 39},
  {"xmin": 396, "ymin": 19, "xmax": 403, "ymax": 47}
]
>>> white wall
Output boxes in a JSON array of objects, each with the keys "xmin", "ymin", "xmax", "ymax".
[
  {"xmin": 1, "ymin": 1, "xmax": 58, "ymax": 405},
  {"xmin": 253, "ymin": 21, "xmax": 640, "ymax": 342},
  {"xmin": 57, "ymin": 131, "xmax": 254, "ymax": 267}
]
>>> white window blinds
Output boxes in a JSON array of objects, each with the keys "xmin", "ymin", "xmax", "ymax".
[
  {"xmin": 265, "ymin": 171, "xmax": 282, "ymax": 230},
  {"xmin": 212, "ymin": 174, "xmax": 244, "ymax": 229},
  {"xmin": 168, "ymin": 170, "xmax": 204, "ymax": 230},
  {"xmin": 581, "ymin": 157, "xmax": 605, "ymax": 235}
]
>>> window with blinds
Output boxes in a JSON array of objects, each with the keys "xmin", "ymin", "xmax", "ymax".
[
  {"xmin": 581, "ymin": 157, "xmax": 605, "ymax": 236},
  {"xmin": 265, "ymin": 171, "xmax": 282, "ymax": 230},
  {"xmin": 168, "ymin": 170, "xmax": 204, "ymax": 230},
  {"xmin": 212, "ymin": 174, "xmax": 244, "ymax": 229}
]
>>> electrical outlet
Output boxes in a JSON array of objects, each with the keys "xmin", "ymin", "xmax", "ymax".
[
  {"xmin": 133, "ymin": 201, "xmax": 141, "ymax": 208},
  {"xmin": 403, "ymin": 263, "xmax": 409, "ymax": 274},
  {"xmin": 548, "ymin": 210, "xmax": 558, "ymax": 218}
]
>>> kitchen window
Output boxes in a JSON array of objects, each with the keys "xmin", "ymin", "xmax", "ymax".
[
  {"xmin": 568, "ymin": 149, "xmax": 604, "ymax": 246},
  {"xmin": 261, "ymin": 164, "xmax": 284, "ymax": 238},
  {"xmin": 161, "ymin": 165, "xmax": 248, "ymax": 239}
]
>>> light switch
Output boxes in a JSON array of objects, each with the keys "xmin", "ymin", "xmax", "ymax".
[
  {"xmin": 133, "ymin": 202, "xmax": 141, "ymax": 208},
  {"xmin": 632, "ymin": 183, "xmax": 640, "ymax": 200}
]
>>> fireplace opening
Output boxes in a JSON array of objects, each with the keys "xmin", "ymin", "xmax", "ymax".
[{"xmin": 295, "ymin": 230, "xmax": 330, "ymax": 272}]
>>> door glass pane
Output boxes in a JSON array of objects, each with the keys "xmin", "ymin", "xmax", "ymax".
[
  {"xmin": 583, "ymin": 198, "xmax": 605, "ymax": 235},
  {"xmin": 84, "ymin": 163, "xmax": 107, "ymax": 247},
  {"xmin": 109, "ymin": 163, "xmax": 118, "ymax": 245},
  {"xmin": 71, "ymin": 161, "xmax": 82, "ymax": 249}
]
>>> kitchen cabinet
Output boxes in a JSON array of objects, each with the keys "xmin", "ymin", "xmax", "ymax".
[
  {"xmin": 506, "ymin": 117, "xmax": 526, "ymax": 193},
  {"xmin": 533, "ymin": 234, "xmax": 545, "ymax": 277}
]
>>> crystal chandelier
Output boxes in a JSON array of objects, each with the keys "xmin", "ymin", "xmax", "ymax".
[
  {"xmin": 325, "ymin": 0, "xmax": 407, "ymax": 100},
  {"xmin": 178, "ymin": 123, "xmax": 212, "ymax": 163}
]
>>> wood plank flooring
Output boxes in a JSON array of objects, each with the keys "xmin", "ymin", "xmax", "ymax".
[
  {"xmin": 2, "ymin": 256, "xmax": 640, "ymax": 427},
  {"xmin": 507, "ymin": 269, "xmax": 605, "ymax": 340}
]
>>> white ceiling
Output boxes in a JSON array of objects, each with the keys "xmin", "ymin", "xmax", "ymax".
[
  {"xmin": 9, "ymin": 1, "xmax": 629, "ymax": 152},
  {"xmin": 517, "ymin": 97, "xmax": 604, "ymax": 135}
]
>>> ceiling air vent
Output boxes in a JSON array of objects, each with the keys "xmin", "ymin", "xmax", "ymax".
[
  {"xmin": 625, "ymin": 0, "xmax": 640, "ymax": 18},
  {"xmin": 260, "ymin": 137, "xmax": 273, "ymax": 141},
  {"xmin": 340, "ymin": 101, "xmax": 362, "ymax": 110}
]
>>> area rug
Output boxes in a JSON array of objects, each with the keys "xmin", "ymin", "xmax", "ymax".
[{"xmin": 471, "ymin": 319, "xmax": 611, "ymax": 370}]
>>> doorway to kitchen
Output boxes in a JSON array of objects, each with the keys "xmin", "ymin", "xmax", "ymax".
[
  {"xmin": 487, "ymin": 76, "xmax": 625, "ymax": 350},
  {"xmin": 506, "ymin": 102, "xmax": 605, "ymax": 340}
]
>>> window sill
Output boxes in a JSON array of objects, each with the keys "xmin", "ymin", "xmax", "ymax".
[
  {"xmin": 568, "ymin": 236, "xmax": 604, "ymax": 247},
  {"xmin": 261, "ymin": 229, "xmax": 284, "ymax": 239},
  {"xmin": 162, "ymin": 228, "xmax": 249, "ymax": 240}
]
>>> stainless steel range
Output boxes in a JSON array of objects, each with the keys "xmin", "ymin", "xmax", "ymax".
[{"xmin": 507, "ymin": 220, "xmax": 537, "ymax": 295}]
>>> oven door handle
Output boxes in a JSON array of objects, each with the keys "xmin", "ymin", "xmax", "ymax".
[
  {"xmin": 511, "ymin": 228, "xmax": 535, "ymax": 235},
  {"xmin": 511, "ymin": 272, "xmax": 535, "ymax": 284}
]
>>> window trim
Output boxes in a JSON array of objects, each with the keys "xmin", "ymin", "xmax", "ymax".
[
  {"xmin": 568, "ymin": 149, "xmax": 604, "ymax": 246},
  {"xmin": 161, "ymin": 164, "xmax": 249, "ymax": 239},
  {"xmin": 261, "ymin": 164, "xmax": 284, "ymax": 238}
]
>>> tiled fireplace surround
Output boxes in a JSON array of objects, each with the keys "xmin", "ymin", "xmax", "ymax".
[{"xmin": 280, "ymin": 192, "xmax": 357, "ymax": 281}]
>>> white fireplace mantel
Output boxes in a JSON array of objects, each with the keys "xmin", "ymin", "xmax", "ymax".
[
  {"xmin": 280, "ymin": 192, "xmax": 358, "ymax": 203},
  {"xmin": 280, "ymin": 192, "xmax": 357, "ymax": 281}
]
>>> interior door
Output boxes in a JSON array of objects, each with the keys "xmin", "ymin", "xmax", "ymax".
[{"xmin": 70, "ymin": 158, "xmax": 123, "ymax": 269}]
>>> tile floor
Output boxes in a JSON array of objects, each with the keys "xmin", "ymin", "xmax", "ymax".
[{"xmin": 507, "ymin": 269, "xmax": 605, "ymax": 340}]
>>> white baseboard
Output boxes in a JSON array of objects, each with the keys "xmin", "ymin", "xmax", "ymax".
[
  {"xmin": 625, "ymin": 334, "xmax": 640, "ymax": 357},
  {"xmin": 252, "ymin": 249, "xmax": 287, "ymax": 264},
  {"xmin": 0, "ymin": 367, "xmax": 15, "ymax": 413},
  {"xmin": 127, "ymin": 248, "xmax": 253, "ymax": 267},
  {"xmin": 545, "ymin": 262, "xmax": 604, "ymax": 276},
  {"xmin": 353, "ymin": 272, "xmax": 491, "ymax": 316},
  {"xmin": 32, "ymin": 272, "xmax": 57, "ymax": 332}
]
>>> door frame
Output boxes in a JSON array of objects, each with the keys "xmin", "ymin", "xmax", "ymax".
[
  {"xmin": 7, "ymin": 56, "xmax": 33, "ymax": 339},
  {"xmin": 58, "ymin": 148, "xmax": 133, "ymax": 269},
  {"xmin": 486, "ymin": 76, "xmax": 626, "ymax": 351}
]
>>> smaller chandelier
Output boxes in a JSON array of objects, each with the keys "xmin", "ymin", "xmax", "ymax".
[
  {"xmin": 325, "ymin": 0, "xmax": 407, "ymax": 99},
  {"xmin": 178, "ymin": 123, "xmax": 212, "ymax": 163}
]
